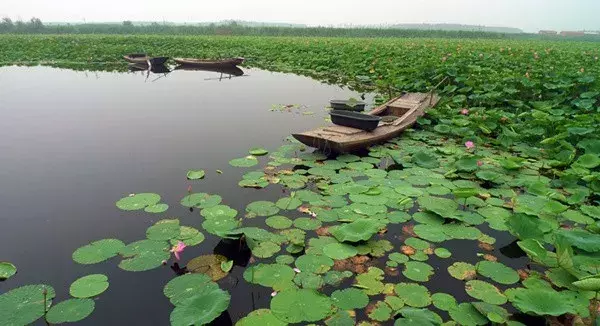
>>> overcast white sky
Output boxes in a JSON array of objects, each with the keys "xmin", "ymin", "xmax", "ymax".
[{"xmin": 2, "ymin": 0, "xmax": 598, "ymax": 32}]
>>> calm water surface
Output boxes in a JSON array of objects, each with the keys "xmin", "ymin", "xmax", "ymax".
[{"xmin": 0, "ymin": 65, "xmax": 529, "ymax": 325}]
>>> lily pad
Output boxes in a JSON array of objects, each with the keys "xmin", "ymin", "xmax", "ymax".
[
  {"xmin": 0, "ymin": 284, "xmax": 55, "ymax": 326},
  {"xmin": 243, "ymin": 264, "xmax": 296, "ymax": 290},
  {"xmin": 201, "ymin": 205, "xmax": 238, "ymax": 219},
  {"xmin": 368, "ymin": 301, "xmax": 393, "ymax": 322},
  {"xmin": 69, "ymin": 274, "xmax": 109, "ymax": 298},
  {"xmin": 187, "ymin": 255, "xmax": 229, "ymax": 281},
  {"xmin": 276, "ymin": 197, "xmax": 302, "ymax": 210},
  {"xmin": 472, "ymin": 302, "xmax": 510, "ymax": 323},
  {"xmin": 449, "ymin": 303, "xmax": 488, "ymax": 326},
  {"xmin": 163, "ymin": 273, "xmax": 216, "ymax": 305},
  {"xmin": 169, "ymin": 286, "xmax": 230, "ymax": 326},
  {"xmin": 417, "ymin": 196, "xmax": 458, "ymax": 218},
  {"xmin": 394, "ymin": 283, "xmax": 431, "ymax": 308},
  {"xmin": 250, "ymin": 241, "xmax": 281, "ymax": 258},
  {"xmin": 270, "ymin": 289, "xmax": 335, "ymax": 323},
  {"xmin": 229, "ymin": 156, "xmax": 259, "ymax": 167},
  {"xmin": 294, "ymin": 217, "xmax": 322, "ymax": 230},
  {"xmin": 507, "ymin": 287, "xmax": 577, "ymax": 316},
  {"xmin": 146, "ymin": 220, "xmax": 181, "ymax": 241},
  {"xmin": 265, "ymin": 215, "xmax": 293, "ymax": 229},
  {"xmin": 186, "ymin": 170, "xmax": 206, "ymax": 180},
  {"xmin": 325, "ymin": 310, "xmax": 355, "ymax": 326},
  {"xmin": 465, "ymin": 280, "xmax": 506, "ymax": 304},
  {"xmin": 331, "ymin": 288, "xmax": 369, "ymax": 310},
  {"xmin": 180, "ymin": 193, "xmax": 222, "ymax": 208},
  {"xmin": 246, "ymin": 201, "xmax": 280, "ymax": 217},
  {"xmin": 295, "ymin": 254, "xmax": 333, "ymax": 274},
  {"xmin": 403, "ymin": 261, "xmax": 434, "ymax": 282},
  {"xmin": 434, "ymin": 248, "xmax": 452, "ymax": 258},
  {"xmin": 330, "ymin": 219, "xmax": 380, "ymax": 242},
  {"xmin": 323, "ymin": 243, "xmax": 358, "ymax": 260},
  {"xmin": 249, "ymin": 147, "xmax": 269, "ymax": 156},
  {"xmin": 432, "ymin": 292, "xmax": 458, "ymax": 311},
  {"xmin": 237, "ymin": 309, "xmax": 286, "ymax": 326},
  {"xmin": 355, "ymin": 267, "xmax": 385, "ymax": 295},
  {"xmin": 115, "ymin": 193, "xmax": 160, "ymax": 211},
  {"xmin": 144, "ymin": 203, "xmax": 169, "ymax": 213},
  {"xmin": 448, "ymin": 262, "xmax": 477, "ymax": 280},
  {"xmin": 476, "ymin": 260, "xmax": 519, "ymax": 284},
  {"xmin": 0, "ymin": 262, "xmax": 17, "ymax": 280},
  {"xmin": 72, "ymin": 239, "xmax": 125, "ymax": 265},
  {"xmin": 46, "ymin": 298, "xmax": 95, "ymax": 324}
]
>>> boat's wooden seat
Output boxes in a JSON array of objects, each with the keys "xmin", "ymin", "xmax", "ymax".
[{"xmin": 323, "ymin": 125, "xmax": 365, "ymax": 135}]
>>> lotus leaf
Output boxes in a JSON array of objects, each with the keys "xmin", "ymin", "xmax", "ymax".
[
  {"xmin": 201, "ymin": 205, "xmax": 238, "ymax": 219},
  {"xmin": 146, "ymin": 220, "xmax": 181, "ymax": 240},
  {"xmin": 417, "ymin": 196, "xmax": 458, "ymax": 218},
  {"xmin": 434, "ymin": 248, "xmax": 451, "ymax": 258},
  {"xmin": 0, "ymin": 284, "xmax": 55, "ymax": 326},
  {"xmin": 293, "ymin": 271, "xmax": 324, "ymax": 289},
  {"xmin": 187, "ymin": 255, "xmax": 229, "ymax": 281},
  {"xmin": 448, "ymin": 262, "xmax": 476, "ymax": 280},
  {"xmin": 265, "ymin": 215, "xmax": 293, "ymax": 229},
  {"xmin": 355, "ymin": 267, "xmax": 385, "ymax": 295},
  {"xmin": 144, "ymin": 203, "xmax": 169, "ymax": 213},
  {"xmin": 243, "ymin": 264, "xmax": 296, "ymax": 290},
  {"xmin": 330, "ymin": 219, "xmax": 380, "ymax": 242},
  {"xmin": 270, "ymin": 289, "xmax": 335, "ymax": 323},
  {"xmin": 331, "ymin": 288, "xmax": 369, "ymax": 310},
  {"xmin": 46, "ymin": 298, "xmax": 95, "ymax": 324},
  {"xmin": 394, "ymin": 283, "xmax": 431, "ymax": 308},
  {"xmin": 236, "ymin": 309, "xmax": 286, "ymax": 326},
  {"xmin": 449, "ymin": 303, "xmax": 488, "ymax": 326},
  {"xmin": 295, "ymin": 254, "xmax": 333, "ymax": 274},
  {"xmin": 294, "ymin": 217, "xmax": 322, "ymax": 230},
  {"xmin": 476, "ymin": 260, "xmax": 519, "ymax": 284},
  {"xmin": 276, "ymin": 197, "xmax": 302, "ymax": 210},
  {"xmin": 186, "ymin": 170, "xmax": 205, "ymax": 180},
  {"xmin": 403, "ymin": 261, "xmax": 434, "ymax": 282},
  {"xmin": 325, "ymin": 310, "xmax": 355, "ymax": 326},
  {"xmin": 69, "ymin": 274, "xmax": 109, "ymax": 298},
  {"xmin": 246, "ymin": 201, "xmax": 280, "ymax": 216},
  {"xmin": 368, "ymin": 301, "xmax": 393, "ymax": 321},
  {"xmin": 249, "ymin": 147, "xmax": 268, "ymax": 156},
  {"xmin": 465, "ymin": 280, "xmax": 506, "ymax": 304},
  {"xmin": 507, "ymin": 287, "xmax": 578, "ymax": 316},
  {"xmin": 72, "ymin": 238, "xmax": 125, "ymax": 265},
  {"xmin": 229, "ymin": 156, "xmax": 259, "ymax": 167},
  {"xmin": 164, "ymin": 273, "xmax": 216, "ymax": 305},
  {"xmin": 0, "ymin": 262, "xmax": 17, "ymax": 280},
  {"xmin": 169, "ymin": 286, "xmax": 230, "ymax": 326},
  {"xmin": 180, "ymin": 193, "xmax": 222, "ymax": 208},
  {"xmin": 431, "ymin": 292, "xmax": 457, "ymax": 311},
  {"xmin": 322, "ymin": 243, "xmax": 358, "ymax": 260},
  {"xmin": 115, "ymin": 193, "xmax": 161, "ymax": 211}
]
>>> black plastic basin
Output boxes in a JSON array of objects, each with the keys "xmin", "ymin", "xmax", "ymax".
[
  {"xmin": 329, "ymin": 100, "xmax": 367, "ymax": 111},
  {"xmin": 330, "ymin": 110, "xmax": 381, "ymax": 132}
]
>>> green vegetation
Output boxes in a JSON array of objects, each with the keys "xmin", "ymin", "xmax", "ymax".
[{"xmin": 1, "ymin": 33, "xmax": 600, "ymax": 325}]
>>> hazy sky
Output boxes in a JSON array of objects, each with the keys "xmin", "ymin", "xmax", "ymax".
[{"xmin": 2, "ymin": 0, "xmax": 598, "ymax": 32}]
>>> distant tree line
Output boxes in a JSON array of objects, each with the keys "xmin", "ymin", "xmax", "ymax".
[{"xmin": 1, "ymin": 17, "xmax": 599, "ymax": 41}]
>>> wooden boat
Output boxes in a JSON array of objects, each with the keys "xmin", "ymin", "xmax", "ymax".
[
  {"xmin": 128, "ymin": 63, "xmax": 171, "ymax": 74},
  {"xmin": 123, "ymin": 54, "xmax": 169, "ymax": 65},
  {"xmin": 173, "ymin": 57, "xmax": 245, "ymax": 67},
  {"xmin": 174, "ymin": 64, "xmax": 244, "ymax": 76},
  {"xmin": 293, "ymin": 92, "xmax": 440, "ymax": 153}
]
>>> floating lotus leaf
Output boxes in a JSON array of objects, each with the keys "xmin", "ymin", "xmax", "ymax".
[
  {"xmin": 404, "ymin": 237, "xmax": 430, "ymax": 250},
  {"xmin": 465, "ymin": 280, "xmax": 506, "ymax": 304},
  {"xmin": 295, "ymin": 254, "xmax": 333, "ymax": 274},
  {"xmin": 236, "ymin": 309, "xmax": 286, "ymax": 326},
  {"xmin": 581, "ymin": 205, "xmax": 600, "ymax": 219},
  {"xmin": 347, "ymin": 161, "xmax": 373, "ymax": 170},
  {"xmin": 276, "ymin": 197, "xmax": 302, "ymax": 210},
  {"xmin": 115, "ymin": 193, "xmax": 160, "ymax": 211},
  {"xmin": 220, "ymin": 260, "xmax": 234, "ymax": 273},
  {"xmin": 337, "ymin": 154, "xmax": 361, "ymax": 162},
  {"xmin": 331, "ymin": 288, "xmax": 369, "ymax": 310},
  {"xmin": 417, "ymin": 196, "xmax": 458, "ymax": 218},
  {"xmin": 388, "ymin": 211, "xmax": 411, "ymax": 223},
  {"xmin": 556, "ymin": 228, "xmax": 600, "ymax": 252},
  {"xmin": 229, "ymin": 156, "xmax": 259, "ymax": 167},
  {"xmin": 0, "ymin": 262, "xmax": 17, "ymax": 280},
  {"xmin": 349, "ymin": 203, "xmax": 387, "ymax": 216},
  {"xmin": 412, "ymin": 150, "xmax": 439, "ymax": 168},
  {"xmin": 164, "ymin": 273, "xmax": 217, "ymax": 305},
  {"xmin": 146, "ymin": 220, "xmax": 181, "ymax": 240},
  {"xmin": 69, "ymin": 274, "xmax": 109, "ymax": 298},
  {"xmin": 275, "ymin": 255, "xmax": 295, "ymax": 265},
  {"xmin": 144, "ymin": 203, "xmax": 169, "ymax": 213},
  {"xmin": 281, "ymin": 228, "xmax": 306, "ymax": 245},
  {"xmin": 249, "ymin": 147, "xmax": 269, "ymax": 156},
  {"xmin": 394, "ymin": 283, "xmax": 431, "ymax": 307},
  {"xmin": 174, "ymin": 227, "xmax": 204, "ymax": 246},
  {"xmin": 403, "ymin": 261, "xmax": 434, "ymax": 282},
  {"xmin": 368, "ymin": 301, "xmax": 393, "ymax": 321},
  {"xmin": 389, "ymin": 252, "xmax": 409, "ymax": 264},
  {"xmin": 270, "ymin": 289, "xmax": 335, "ymax": 323},
  {"xmin": 236, "ymin": 227, "xmax": 276, "ymax": 241},
  {"xmin": 0, "ymin": 284, "xmax": 55, "ymax": 326},
  {"xmin": 413, "ymin": 224, "xmax": 447, "ymax": 242},
  {"xmin": 201, "ymin": 205, "xmax": 238, "ymax": 219},
  {"xmin": 120, "ymin": 239, "xmax": 169, "ymax": 257},
  {"xmin": 243, "ymin": 264, "xmax": 296, "ymax": 290},
  {"xmin": 357, "ymin": 239, "xmax": 393, "ymax": 257},
  {"xmin": 169, "ymin": 286, "xmax": 230, "ymax": 326},
  {"xmin": 572, "ymin": 277, "xmax": 600, "ymax": 291},
  {"xmin": 293, "ymin": 272, "xmax": 324, "ymax": 289},
  {"xmin": 202, "ymin": 217, "xmax": 240, "ymax": 236},
  {"xmin": 449, "ymin": 303, "xmax": 488, "ymax": 325},
  {"xmin": 180, "ymin": 193, "xmax": 222, "ymax": 208},
  {"xmin": 507, "ymin": 287, "xmax": 577, "ymax": 316},
  {"xmin": 476, "ymin": 260, "xmax": 519, "ymax": 284},
  {"xmin": 187, "ymin": 255, "xmax": 229, "ymax": 281},
  {"xmin": 265, "ymin": 215, "xmax": 293, "ymax": 229},
  {"xmin": 574, "ymin": 153, "xmax": 600, "ymax": 168},
  {"xmin": 186, "ymin": 170, "xmax": 206, "ymax": 180},
  {"xmin": 349, "ymin": 194, "xmax": 389, "ymax": 206},
  {"xmin": 325, "ymin": 310, "xmax": 355, "ymax": 326},
  {"xmin": 72, "ymin": 238, "xmax": 125, "ymax": 264},
  {"xmin": 562, "ymin": 210, "xmax": 594, "ymax": 224},
  {"xmin": 455, "ymin": 157, "xmax": 479, "ymax": 172},
  {"xmin": 246, "ymin": 201, "xmax": 280, "ymax": 217},
  {"xmin": 426, "ymin": 185, "xmax": 451, "ymax": 196},
  {"xmin": 448, "ymin": 262, "xmax": 476, "ymax": 280},
  {"xmin": 323, "ymin": 271, "xmax": 353, "ymax": 287},
  {"xmin": 434, "ymin": 248, "xmax": 451, "ymax": 258},
  {"xmin": 394, "ymin": 307, "xmax": 442, "ymax": 325},
  {"xmin": 413, "ymin": 212, "xmax": 444, "ymax": 225},
  {"xmin": 46, "ymin": 298, "xmax": 95, "ymax": 324},
  {"xmin": 448, "ymin": 211, "xmax": 485, "ymax": 225},
  {"xmin": 432, "ymin": 292, "xmax": 457, "ymax": 311},
  {"xmin": 293, "ymin": 217, "xmax": 322, "ymax": 230},
  {"xmin": 249, "ymin": 241, "xmax": 281, "ymax": 258},
  {"xmin": 330, "ymin": 219, "xmax": 380, "ymax": 242},
  {"xmin": 119, "ymin": 250, "xmax": 170, "ymax": 272},
  {"xmin": 356, "ymin": 267, "xmax": 385, "ymax": 295},
  {"xmin": 323, "ymin": 243, "xmax": 358, "ymax": 260},
  {"xmin": 472, "ymin": 302, "xmax": 510, "ymax": 323},
  {"xmin": 308, "ymin": 167, "xmax": 337, "ymax": 177}
]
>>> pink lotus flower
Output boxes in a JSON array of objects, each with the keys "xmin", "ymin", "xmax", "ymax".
[
  {"xmin": 271, "ymin": 291, "xmax": 278, "ymax": 297},
  {"xmin": 465, "ymin": 141, "xmax": 475, "ymax": 149},
  {"xmin": 477, "ymin": 160, "xmax": 483, "ymax": 166},
  {"xmin": 293, "ymin": 268, "xmax": 301, "ymax": 273},
  {"xmin": 460, "ymin": 109, "xmax": 469, "ymax": 115},
  {"xmin": 170, "ymin": 241, "xmax": 186, "ymax": 261},
  {"xmin": 187, "ymin": 185, "xmax": 192, "ymax": 194}
]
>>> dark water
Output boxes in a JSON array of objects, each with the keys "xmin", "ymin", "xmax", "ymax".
[
  {"xmin": 0, "ymin": 65, "xmax": 373, "ymax": 325},
  {"xmin": 0, "ymin": 65, "xmax": 534, "ymax": 326}
]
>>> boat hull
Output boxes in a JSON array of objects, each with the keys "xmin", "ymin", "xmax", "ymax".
[{"xmin": 173, "ymin": 57, "xmax": 244, "ymax": 67}]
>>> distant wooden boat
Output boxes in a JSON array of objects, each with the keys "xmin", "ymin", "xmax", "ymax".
[
  {"xmin": 173, "ymin": 57, "xmax": 245, "ymax": 67},
  {"xmin": 123, "ymin": 54, "xmax": 169, "ymax": 65},
  {"xmin": 293, "ymin": 92, "xmax": 440, "ymax": 153},
  {"xmin": 174, "ymin": 64, "xmax": 244, "ymax": 76},
  {"xmin": 128, "ymin": 63, "xmax": 171, "ymax": 74}
]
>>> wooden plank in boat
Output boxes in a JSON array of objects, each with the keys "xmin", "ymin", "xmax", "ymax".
[
  {"xmin": 402, "ymin": 92, "xmax": 429, "ymax": 102},
  {"xmin": 389, "ymin": 99, "xmax": 420, "ymax": 110},
  {"xmin": 323, "ymin": 125, "xmax": 365, "ymax": 135}
]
